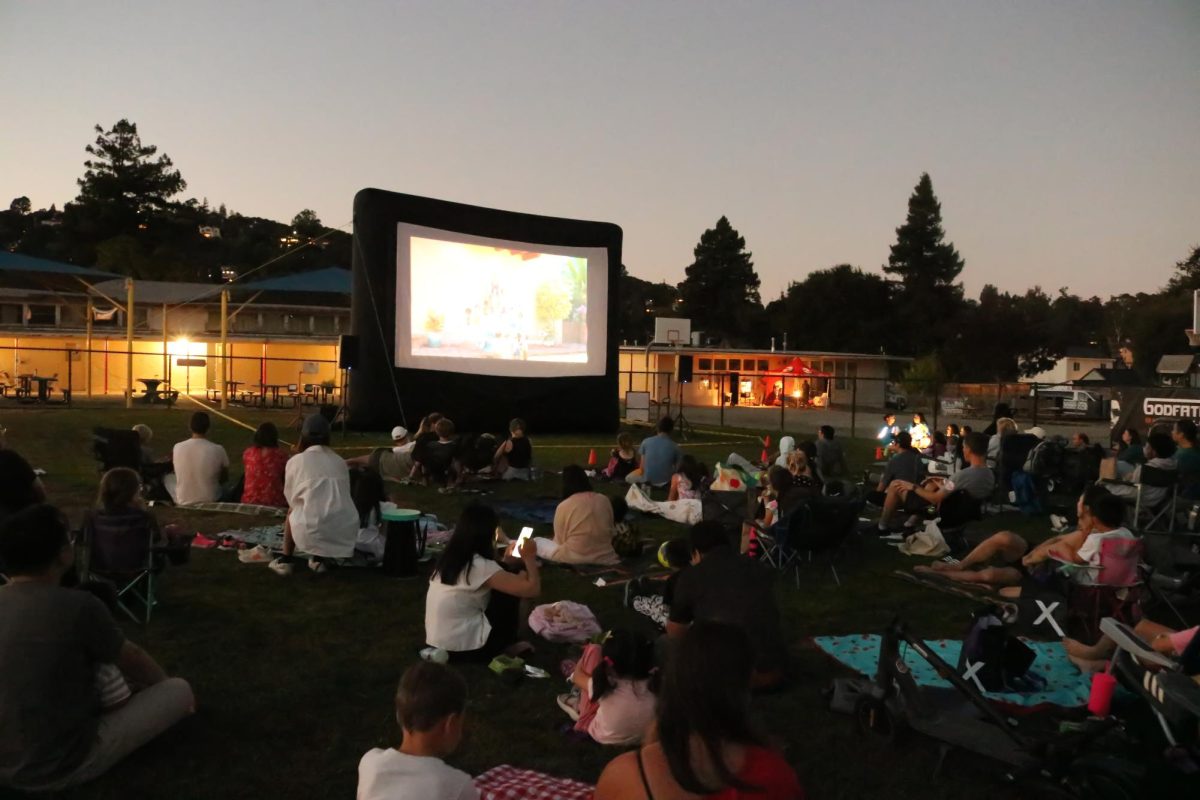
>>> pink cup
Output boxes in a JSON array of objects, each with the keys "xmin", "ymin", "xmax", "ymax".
[{"xmin": 1087, "ymin": 671, "xmax": 1117, "ymax": 717}]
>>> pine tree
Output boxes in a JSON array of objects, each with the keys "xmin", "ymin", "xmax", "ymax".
[
  {"xmin": 678, "ymin": 216, "xmax": 762, "ymax": 344},
  {"xmin": 885, "ymin": 173, "xmax": 963, "ymax": 287},
  {"xmin": 76, "ymin": 119, "xmax": 186, "ymax": 224},
  {"xmin": 884, "ymin": 173, "xmax": 965, "ymax": 354}
]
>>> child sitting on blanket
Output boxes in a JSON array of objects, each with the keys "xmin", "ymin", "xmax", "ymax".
[
  {"xmin": 357, "ymin": 661, "xmax": 479, "ymax": 800},
  {"xmin": 667, "ymin": 455, "xmax": 706, "ymax": 502},
  {"xmin": 492, "ymin": 418, "xmax": 534, "ymax": 481},
  {"xmin": 557, "ymin": 629, "xmax": 658, "ymax": 745},
  {"xmin": 603, "ymin": 432, "xmax": 639, "ymax": 481},
  {"xmin": 631, "ymin": 537, "xmax": 691, "ymax": 628},
  {"xmin": 352, "ymin": 467, "xmax": 387, "ymax": 561}
]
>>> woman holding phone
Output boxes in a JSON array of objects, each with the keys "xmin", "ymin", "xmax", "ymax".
[{"xmin": 424, "ymin": 504, "xmax": 541, "ymax": 662}]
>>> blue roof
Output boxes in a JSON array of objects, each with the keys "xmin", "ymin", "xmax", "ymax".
[
  {"xmin": 239, "ymin": 267, "xmax": 351, "ymax": 294},
  {"xmin": 0, "ymin": 251, "xmax": 119, "ymax": 279}
]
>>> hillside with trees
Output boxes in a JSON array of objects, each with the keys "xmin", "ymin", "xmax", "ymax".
[{"xmin": 2, "ymin": 120, "xmax": 1195, "ymax": 381}]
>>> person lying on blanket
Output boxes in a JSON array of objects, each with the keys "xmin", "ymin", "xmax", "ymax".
[
  {"xmin": 1062, "ymin": 619, "xmax": 1198, "ymax": 673},
  {"xmin": 875, "ymin": 432, "xmax": 993, "ymax": 533},
  {"xmin": 913, "ymin": 486, "xmax": 1134, "ymax": 599}
]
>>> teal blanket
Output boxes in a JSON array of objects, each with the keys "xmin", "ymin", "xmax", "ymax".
[{"xmin": 814, "ymin": 634, "xmax": 1091, "ymax": 708}]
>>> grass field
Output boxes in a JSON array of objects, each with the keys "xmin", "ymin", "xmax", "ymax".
[{"xmin": 2, "ymin": 398, "xmax": 1063, "ymax": 800}]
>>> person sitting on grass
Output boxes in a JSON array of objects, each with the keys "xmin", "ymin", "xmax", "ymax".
[
  {"xmin": 0, "ymin": 449, "xmax": 45, "ymax": 526},
  {"xmin": 914, "ymin": 486, "xmax": 1134, "ymax": 598},
  {"xmin": 529, "ymin": 465, "xmax": 619, "ymax": 565},
  {"xmin": 668, "ymin": 521, "xmax": 788, "ymax": 691},
  {"xmin": 1069, "ymin": 432, "xmax": 1091, "ymax": 450},
  {"xmin": 877, "ymin": 413, "xmax": 899, "ymax": 446},
  {"xmin": 604, "ymin": 432, "xmax": 640, "ymax": 481},
  {"xmin": 491, "ymin": 417, "xmax": 534, "ymax": 480},
  {"xmin": 241, "ymin": 422, "xmax": 288, "ymax": 507},
  {"xmin": 628, "ymin": 416, "xmax": 682, "ymax": 487},
  {"xmin": 1063, "ymin": 619, "xmax": 1198, "ymax": 673},
  {"xmin": 413, "ymin": 417, "xmax": 461, "ymax": 487},
  {"xmin": 632, "ymin": 537, "xmax": 692, "ymax": 629},
  {"xmin": 269, "ymin": 414, "xmax": 359, "ymax": 576},
  {"xmin": 873, "ymin": 431, "xmax": 923, "ymax": 498},
  {"xmin": 876, "ymin": 432, "xmax": 994, "ymax": 533},
  {"xmin": 0, "ymin": 504, "xmax": 194, "ymax": 792},
  {"xmin": 345, "ymin": 425, "xmax": 412, "ymax": 481},
  {"xmin": 558, "ymin": 629, "xmax": 659, "ymax": 746},
  {"xmin": 593, "ymin": 622, "xmax": 804, "ymax": 800},
  {"xmin": 171, "ymin": 411, "xmax": 229, "ymax": 505},
  {"xmin": 356, "ymin": 661, "xmax": 479, "ymax": 800},
  {"xmin": 424, "ymin": 504, "xmax": 540, "ymax": 663},
  {"xmin": 815, "ymin": 425, "xmax": 845, "ymax": 477},
  {"xmin": 352, "ymin": 467, "xmax": 388, "ymax": 562},
  {"xmin": 131, "ymin": 424, "xmax": 155, "ymax": 466},
  {"xmin": 668, "ymin": 454, "xmax": 706, "ymax": 502},
  {"xmin": 986, "ymin": 417, "xmax": 1017, "ymax": 467}
]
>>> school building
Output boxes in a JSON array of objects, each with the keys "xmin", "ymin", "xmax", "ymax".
[
  {"xmin": 0, "ymin": 251, "xmax": 349, "ymax": 400},
  {"xmin": 618, "ymin": 345, "xmax": 908, "ymax": 410}
]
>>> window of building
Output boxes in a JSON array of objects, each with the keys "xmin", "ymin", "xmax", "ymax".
[
  {"xmin": 758, "ymin": 359, "xmax": 769, "ymax": 372},
  {"xmin": 714, "ymin": 359, "xmax": 727, "ymax": 371},
  {"xmin": 728, "ymin": 358, "xmax": 740, "ymax": 371},
  {"xmin": 25, "ymin": 304, "xmax": 57, "ymax": 326},
  {"xmin": 1073, "ymin": 361, "xmax": 1081, "ymax": 372},
  {"xmin": 0, "ymin": 304, "xmax": 21, "ymax": 325},
  {"xmin": 698, "ymin": 358, "xmax": 712, "ymax": 370}
]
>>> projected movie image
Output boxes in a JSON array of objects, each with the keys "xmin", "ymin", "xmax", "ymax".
[{"xmin": 410, "ymin": 237, "xmax": 588, "ymax": 363}]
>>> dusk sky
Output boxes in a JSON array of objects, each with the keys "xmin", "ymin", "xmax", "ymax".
[{"xmin": 2, "ymin": 1, "xmax": 1197, "ymax": 300}]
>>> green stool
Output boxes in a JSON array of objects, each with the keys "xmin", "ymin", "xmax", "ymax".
[{"xmin": 380, "ymin": 507, "xmax": 423, "ymax": 576}]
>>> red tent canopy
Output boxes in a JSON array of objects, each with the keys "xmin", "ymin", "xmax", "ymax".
[{"xmin": 778, "ymin": 357, "xmax": 831, "ymax": 378}]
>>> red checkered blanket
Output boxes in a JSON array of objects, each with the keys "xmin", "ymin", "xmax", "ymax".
[{"xmin": 474, "ymin": 764, "xmax": 594, "ymax": 800}]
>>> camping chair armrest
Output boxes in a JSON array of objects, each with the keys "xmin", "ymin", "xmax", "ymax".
[
  {"xmin": 1099, "ymin": 617, "xmax": 1178, "ymax": 669},
  {"xmin": 1159, "ymin": 671, "xmax": 1200, "ymax": 717}
]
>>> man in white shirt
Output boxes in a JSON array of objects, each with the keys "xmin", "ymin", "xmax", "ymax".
[
  {"xmin": 171, "ymin": 412, "xmax": 229, "ymax": 505},
  {"xmin": 269, "ymin": 414, "xmax": 358, "ymax": 576},
  {"xmin": 357, "ymin": 662, "xmax": 478, "ymax": 800}
]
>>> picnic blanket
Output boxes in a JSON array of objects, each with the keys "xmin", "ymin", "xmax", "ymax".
[
  {"xmin": 180, "ymin": 501, "xmax": 287, "ymax": 518},
  {"xmin": 474, "ymin": 765, "xmax": 593, "ymax": 800},
  {"xmin": 625, "ymin": 485, "xmax": 702, "ymax": 525},
  {"xmin": 814, "ymin": 634, "xmax": 1091, "ymax": 708}
]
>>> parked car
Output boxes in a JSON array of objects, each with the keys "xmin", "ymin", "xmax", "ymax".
[{"xmin": 885, "ymin": 384, "xmax": 908, "ymax": 411}]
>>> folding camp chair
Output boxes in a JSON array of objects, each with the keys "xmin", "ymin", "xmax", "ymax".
[
  {"xmin": 1133, "ymin": 465, "xmax": 1178, "ymax": 533},
  {"xmin": 1102, "ymin": 617, "xmax": 1200, "ymax": 752},
  {"xmin": 80, "ymin": 511, "xmax": 159, "ymax": 624},
  {"xmin": 1058, "ymin": 537, "xmax": 1145, "ymax": 644},
  {"xmin": 754, "ymin": 508, "xmax": 806, "ymax": 588}
]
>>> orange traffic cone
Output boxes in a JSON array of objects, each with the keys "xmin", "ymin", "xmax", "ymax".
[
  {"xmin": 760, "ymin": 447, "xmax": 769, "ymax": 465},
  {"xmin": 764, "ymin": 435, "xmax": 772, "ymax": 448},
  {"xmin": 587, "ymin": 448, "xmax": 597, "ymax": 467}
]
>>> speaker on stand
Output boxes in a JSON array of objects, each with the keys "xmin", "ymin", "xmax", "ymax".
[{"xmin": 337, "ymin": 335, "xmax": 358, "ymax": 438}]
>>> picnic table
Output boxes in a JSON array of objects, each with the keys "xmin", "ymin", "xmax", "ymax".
[
  {"xmin": 474, "ymin": 765, "xmax": 594, "ymax": 800},
  {"xmin": 138, "ymin": 378, "xmax": 164, "ymax": 403},
  {"xmin": 18, "ymin": 374, "xmax": 58, "ymax": 403},
  {"xmin": 261, "ymin": 383, "xmax": 289, "ymax": 407},
  {"xmin": 312, "ymin": 384, "xmax": 338, "ymax": 404}
]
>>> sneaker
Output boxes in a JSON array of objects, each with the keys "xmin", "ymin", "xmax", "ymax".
[
  {"xmin": 267, "ymin": 557, "xmax": 293, "ymax": 576},
  {"xmin": 419, "ymin": 646, "xmax": 449, "ymax": 664},
  {"xmin": 556, "ymin": 692, "xmax": 581, "ymax": 721},
  {"xmin": 238, "ymin": 544, "xmax": 273, "ymax": 564},
  {"xmin": 308, "ymin": 559, "xmax": 329, "ymax": 574}
]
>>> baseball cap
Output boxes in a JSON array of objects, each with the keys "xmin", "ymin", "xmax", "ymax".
[
  {"xmin": 1027, "ymin": 426, "xmax": 1046, "ymax": 440},
  {"xmin": 302, "ymin": 414, "xmax": 331, "ymax": 438},
  {"xmin": 391, "ymin": 426, "xmax": 408, "ymax": 440}
]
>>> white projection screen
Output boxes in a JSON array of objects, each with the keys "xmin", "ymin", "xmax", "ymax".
[{"xmin": 394, "ymin": 222, "xmax": 609, "ymax": 378}]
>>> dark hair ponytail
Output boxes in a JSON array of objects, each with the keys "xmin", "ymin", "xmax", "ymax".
[{"xmin": 589, "ymin": 629, "xmax": 656, "ymax": 702}]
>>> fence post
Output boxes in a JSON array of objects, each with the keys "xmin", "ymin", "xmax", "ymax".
[
  {"xmin": 850, "ymin": 375, "xmax": 858, "ymax": 438},
  {"xmin": 1031, "ymin": 382, "xmax": 1038, "ymax": 427},
  {"xmin": 719, "ymin": 374, "xmax": 725, "ymax": 428},
  {"xmin": 85, "ymin": 298, "xmax": 93, "ymax": 396},
  {"xmin": 124, "ymin": 278, "xmax": 134, "ymax": 409},
  {"xmin": 780, "ymin": 376, "xmax": 786, "ymax": 433}
]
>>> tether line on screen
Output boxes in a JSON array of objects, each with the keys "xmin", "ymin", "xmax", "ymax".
[{"xmin": 354, "ymin": 230, "xmax": 407, "ymax": 428}]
